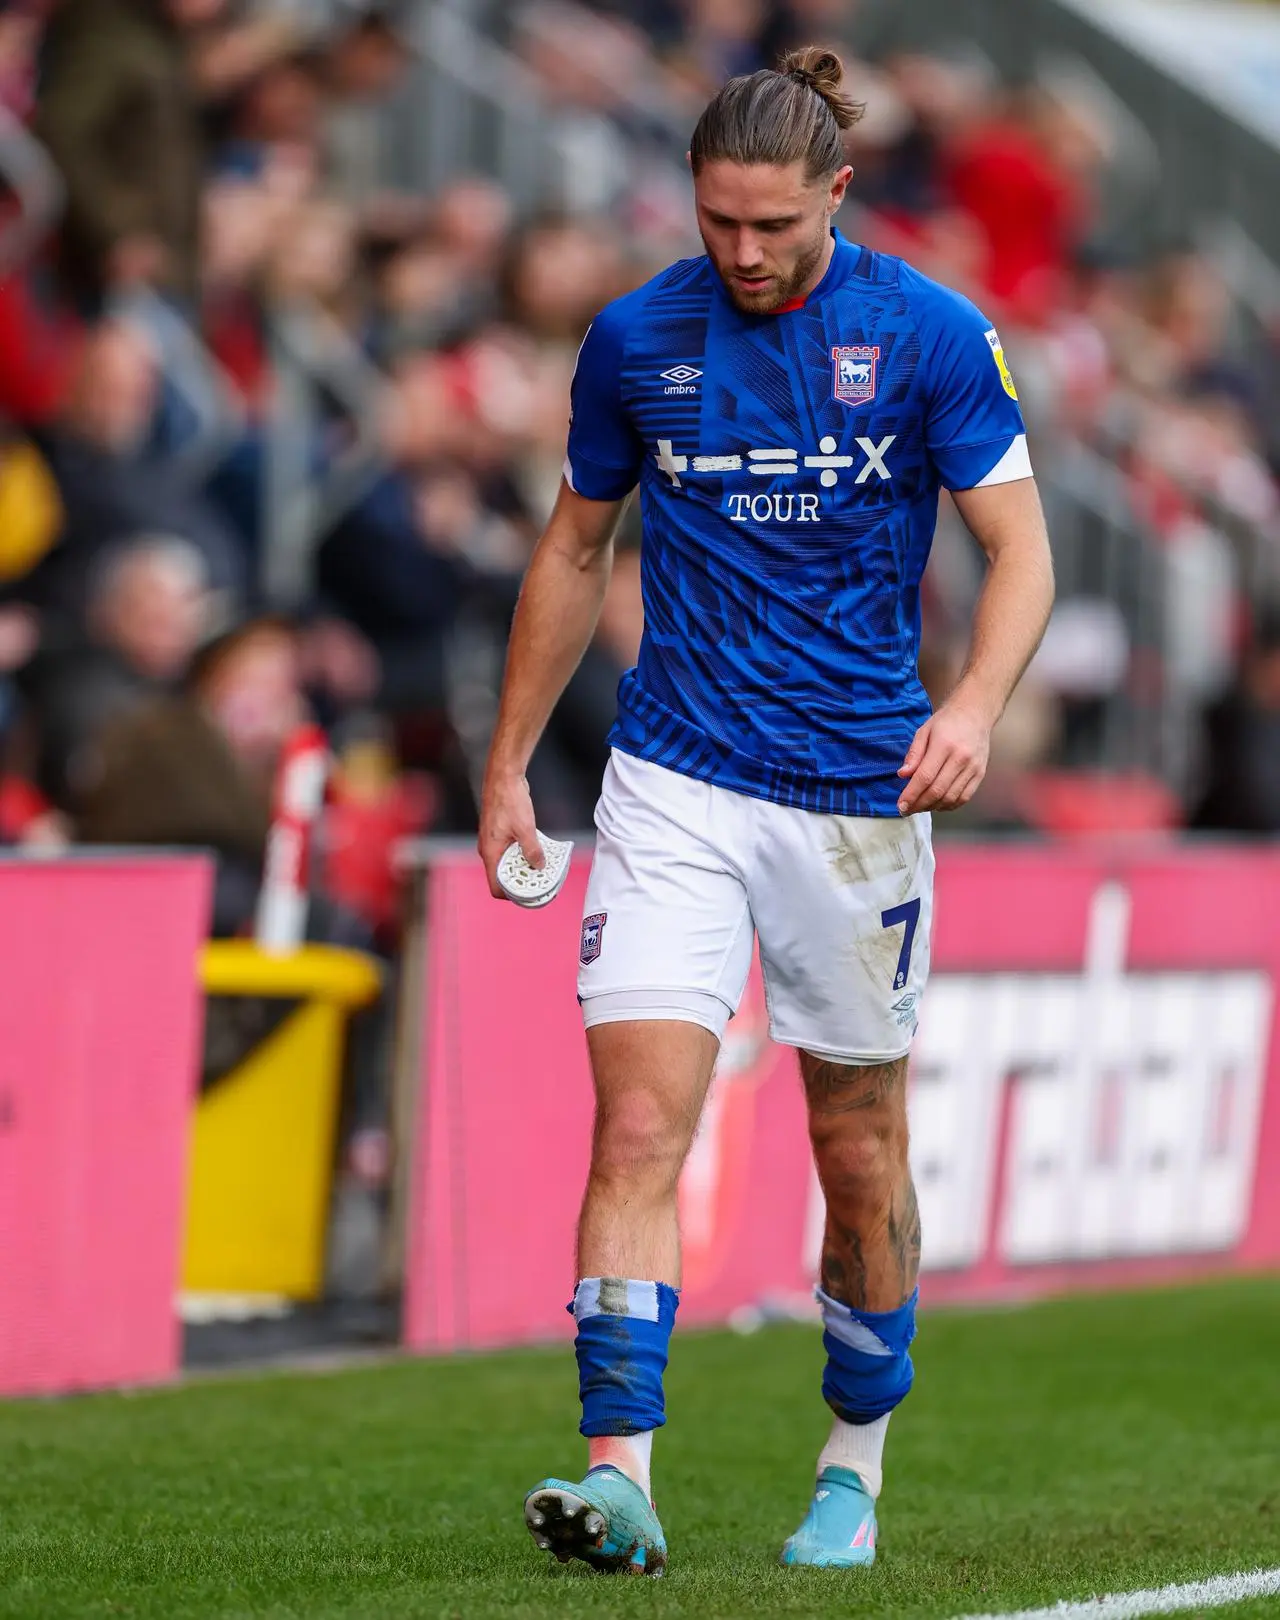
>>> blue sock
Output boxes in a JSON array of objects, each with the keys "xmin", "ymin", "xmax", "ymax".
[
  {"xmin": 818, "ymin": 1286, "xmax": 918, "ymax": 1423},
  {"xmin": 569, "ymin": 1277, "xmax": 679, "ymax": 1437}
]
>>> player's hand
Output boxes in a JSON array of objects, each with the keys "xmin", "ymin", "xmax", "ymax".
[
  {"xmin": 897, "ymin": 695, "xmax": 994, "ymax": 815},
  {"xmin": 477, "ymin": 768, "xmax": 544, "ymax": 898}
]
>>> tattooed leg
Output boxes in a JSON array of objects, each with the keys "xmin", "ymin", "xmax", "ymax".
[
  {"xmin": 789, "ymin": 1055, "xmax": 921, "ymax": 1530},
  {"xmin": 800, "ymin": 1054, "xmax": 919, "ymax": 1311}
]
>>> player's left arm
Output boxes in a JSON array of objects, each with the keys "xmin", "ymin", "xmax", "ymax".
[
  {"xmin": 896, "ymin": 477, "xmax": 1055, "ymax": 814},
  {"xmin": 899, "ymin": 278, "xmax": 1056, "ymax": 816}
]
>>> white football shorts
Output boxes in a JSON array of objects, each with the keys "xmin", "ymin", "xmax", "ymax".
[{"xmin": 577, "ymin": 750, "xmax": 934, "ymax": 1063}]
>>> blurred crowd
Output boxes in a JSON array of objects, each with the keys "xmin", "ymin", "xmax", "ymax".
[{"xmin": 0, "ymin": 0, "xmax": 1279, "ymax": 951}]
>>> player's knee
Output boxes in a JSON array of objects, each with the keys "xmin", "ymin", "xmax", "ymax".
[
  {"xmin": 591, "ymin": 1091, "xmax": 690, "ymax": 1191},
  {"xmin": 812, "ymin": 1117, "xmax": 907, "ymax": 1213}
]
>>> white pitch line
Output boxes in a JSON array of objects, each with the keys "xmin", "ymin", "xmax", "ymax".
[{"xmin": 952, "ymin": 1565, "xmax": 1280, "ymax": 1620}]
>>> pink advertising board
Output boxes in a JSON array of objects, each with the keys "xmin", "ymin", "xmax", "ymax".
[
  {"xmin": 403, "ymin": 844, "xmax": 1280, "ymax": 1353},
  {"xmin": 0, "ymin": 856, "xmax": 211, "ymax": 1396}
]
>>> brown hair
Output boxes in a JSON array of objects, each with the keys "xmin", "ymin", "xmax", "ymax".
[{"xmin": 689, "ymin": 47, "xmax": 864, "ymax": 181}]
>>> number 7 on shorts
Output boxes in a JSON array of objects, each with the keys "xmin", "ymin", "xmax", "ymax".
[{"xmin": 880, "ymin": 898, "xmax": 921, "ymax": 992}]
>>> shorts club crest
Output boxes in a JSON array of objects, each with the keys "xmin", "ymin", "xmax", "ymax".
[{"xmin": 580, "ymin": 913, "xmax": 607, "ymax": 965}]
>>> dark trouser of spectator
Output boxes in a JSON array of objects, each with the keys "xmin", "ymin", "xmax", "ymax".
[
  {"xmin": 375, "ymin": 633, "xmax": 448, "ymax": 715},
  {"xmin": 526, "ymin": 639, "xmax": 621, "ymax": 834},
  {"xmin": 441, "ymin": 573, "xmax": 621, "ymax": 833}
]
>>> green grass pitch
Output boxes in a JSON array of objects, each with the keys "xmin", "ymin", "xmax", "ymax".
[{"xmin": 1, "ymin": 1278, "xmax": 1278, "ymax": 1619}]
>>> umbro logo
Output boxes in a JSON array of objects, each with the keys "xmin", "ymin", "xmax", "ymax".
[{"xmin": 661, "ymin": 364, "xmax": 702, "ymax": 395}]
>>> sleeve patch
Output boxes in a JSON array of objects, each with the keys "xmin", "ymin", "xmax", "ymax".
[{"xmin": 985, "ymin": 329, "xmax": 1019, "ymax": 400}]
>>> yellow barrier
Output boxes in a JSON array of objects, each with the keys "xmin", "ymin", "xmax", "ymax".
[{"xmin": 183, "ymin": 942, "xmax": 382, "ymax": 1300}]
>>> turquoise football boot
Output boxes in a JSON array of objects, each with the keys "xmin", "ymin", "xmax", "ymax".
[
  {"xmin": 524, "ymin": 1465, "xmax": 667, "ymax": 1576},
  {"xmin": 779, "ymin": 1465, "xmax": 877, "ymax": 1567}
]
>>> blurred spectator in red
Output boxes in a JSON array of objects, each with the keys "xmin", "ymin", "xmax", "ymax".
[
  {"xmin": 943, "ymin": 85, "xmax": 1102, "ymax": 326},
  {"xmin": 845, "ymin": 53, "xmax": 993, "ymax": 306},
  {"xmin": 0, "ymin": 274, "xmax": 82, "ymax": 426},
  {"xmin": 0, "ymin": 1, "xmax": 81, "ymax": 425}
]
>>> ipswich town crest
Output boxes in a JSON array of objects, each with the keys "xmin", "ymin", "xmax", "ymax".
[
  {"xmin": 832, "ymin": 344, "xmax": 880, "ymax": 406},
  {"xmin": 580, "ymin": 912, "xmax": 607, "ymax": 965}
]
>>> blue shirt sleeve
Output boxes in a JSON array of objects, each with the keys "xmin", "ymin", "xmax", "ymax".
[
  {"xmin": 564, "ymin": 299, "xmax": 645, "ymax": 501},
  {"xmin": 908, "ymin": 271, "xmax": 1029, "ymax": 492}
]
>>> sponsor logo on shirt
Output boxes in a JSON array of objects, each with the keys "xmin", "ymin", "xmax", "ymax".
[
  {"xmin": 985, "ymin": 329, "xmax": 1018, "ymax": 400},
  {"xmin": 832, "ymin": 344, "xmax": 880, "ymax": 405},
  {"xmin": 653, "ymin": 436, "xmax": 895, "ymax": 518}
]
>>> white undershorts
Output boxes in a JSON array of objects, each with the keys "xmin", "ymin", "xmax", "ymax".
[{"xmin": 577, "ymin": 751, "xmax": 934, "ymax": 1063}]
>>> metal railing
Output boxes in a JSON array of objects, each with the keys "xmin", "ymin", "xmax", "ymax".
[
  {"xmin": 1038, "ymin": 439, "xmax": 1176, "ymax": 783},
  {"xmin": 261, "ymin": 304, "xmax": 389, "ymax": 610},
  {"xmin": 385, "ymin": 0, "xmax": 567, "ymax": 209},
  {"xmin": 0, "ymin": 108, "xmax": 63, "ymax": 279}
]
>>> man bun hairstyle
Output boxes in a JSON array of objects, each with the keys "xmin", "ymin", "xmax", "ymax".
[
  {"xmin": 779, "ymin": 47, "xmax": 863, "ymax": 131},
  {"xmin": 689, "ymin": 45, "xmax": 864, "ymax": 181}
]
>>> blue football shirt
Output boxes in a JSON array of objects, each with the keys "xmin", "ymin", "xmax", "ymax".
[{"xmin": 564, "ymin": 230, "xmax": 1032, "ymax": 816}]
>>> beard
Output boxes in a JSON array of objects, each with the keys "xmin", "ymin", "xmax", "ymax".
[{"xmin": 712, "ymin": 224, "xmax": 829, "ymax": 314}]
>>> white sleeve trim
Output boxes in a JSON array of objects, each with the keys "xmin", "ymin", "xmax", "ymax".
[
  {"xmin": 562, "ymin": 455, "xmax": 577, "ymax": 492},
  {"xmin": 975, "ymin": 434, "xmax": 1033, "ymax": 487}
]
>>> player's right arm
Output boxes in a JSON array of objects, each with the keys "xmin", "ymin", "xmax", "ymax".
[
  {"xmin": 478, "ymin": 483, "xmax": 629, "ymax": 897},
  {"xmin": 478, "ymin": 297, "xmax": 644, "ymax": 899}
]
